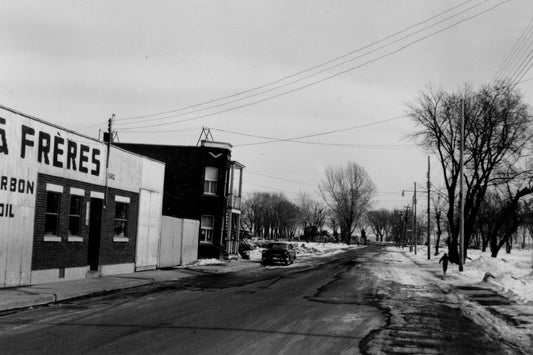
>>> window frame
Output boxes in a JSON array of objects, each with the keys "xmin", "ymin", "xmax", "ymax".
[
  {"xmin": 200, "ymin": 215, "xmax": 215, "ymax": 243},
  {"xmin": 44, "ymin": 191, "xmax": 61, "ymax": 237},
  {"xmin": 114, "ymin": 202, "xmax": 129, "ymax": 239},
  {"xmin": 68, "ymin": 195, "xmax": 83, "ymax": 237},
  {"xmin": 203, "ymin": 166, "xmax": 218, "ymax": 196}
]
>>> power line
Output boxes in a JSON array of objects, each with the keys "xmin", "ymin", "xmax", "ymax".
[
  {"xmin": 116, "ymin": 0, "xmax": 508, "ymax": 132},
  {"xmin": 212, "ymin": 116, "xmax": 418, "ymax": 148},
  {"xmin": 494, "ymin": 17, "xmax": 533, "ymax": 80},
  {"xmin": 236, "ymin": 140, "xmax": 416, "ymax": 149},
  {"xmin": 246, "ymin": 171, "xmax": 317, "ymax": 186},
  {"xmin": 509, "ymin": 49, "xmax": 533, "ymax": 85},
  {"xmin": 212, "ymin": 115, "xmax": 408, "ymax": 144},
  {"xmin": 516, "ymin": 75, "xmax": 533, "ymax": 84},
  {"xmin": 116, "ymin": 0, "xmax": 480, "ymax": 125},
  {"xmin": 118, "ymin": 0, "xmax": 488, "ymax": 128}
]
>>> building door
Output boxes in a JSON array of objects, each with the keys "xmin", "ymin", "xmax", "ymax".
[{"xmin": 88, "ymin": 198, "xmax": 103, "ymax": 271}]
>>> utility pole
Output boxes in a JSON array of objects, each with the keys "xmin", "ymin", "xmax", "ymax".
[
  {"xmin": 104, "ymin": 114, "xmax": 114, "ymax": 208},
  {"xmin": 413, "ymin": 182, "xmax": 417, "ymax": 255},
  {"xmin": 403, "ymin": 206, "xmax": 410, "ymax": 249},
  {"xmin": 459, "ymin": 99, "xmax": 465, "ymax": 272},
  {"xmin": 427, "ymin": 156, "xmax": 431, "ymax": 260}
]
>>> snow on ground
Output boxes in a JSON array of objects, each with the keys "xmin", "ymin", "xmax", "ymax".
[
  {"xmin": 401, "ymin": 245, "xmax": 533, "ymax": 303},
  {"xmin": 189, "ymin": 258, "xmax": 226, "ymax": 266},
  {"xmin": 374, "ymin": 245, "xmax": 533, "ymax": 349},
  {"xmin": 371, "ymin": 247, "xmax": 434, "ymax": 287},
  {"xmin": 186, "ymin": 241, "xmax": 362, "ymax": 268},
  {"xmin": 248, "ymin": 241, "xmax": 363, "ymax": 262}
]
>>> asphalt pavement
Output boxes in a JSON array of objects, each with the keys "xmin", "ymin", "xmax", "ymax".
[{"xmin": 0, "ymin": 260, "xmax": 262, "ymax": 313}]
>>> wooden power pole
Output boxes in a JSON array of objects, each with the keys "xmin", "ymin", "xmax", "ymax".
[
  {"xmin": 427, "ymin": 156, "xmax": 431, "ymax": 260},
  {"xmin": 459, "ymin": 100, "xmax": 465, "ymax": 272}
]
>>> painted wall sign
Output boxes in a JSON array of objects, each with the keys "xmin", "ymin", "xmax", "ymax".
[
  {"xmin": 0, "ymin": 105, "xmax": 165, "ymax": 288},
  {"xmin": 1, "ymin": 116, "xmax": 101, "ymax": 177},
  {"xmin": 0, "ymin": 106, "xmax": 109, "ymax": 287}
]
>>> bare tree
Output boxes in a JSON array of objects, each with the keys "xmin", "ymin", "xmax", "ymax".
[
  {"xmin": 431, "ymin": 187, "xmax": 448, "ymax": 256},
  {"xmin": 297, "ymin": 193, "xmax": 327, "ymax": 242},
  {"xmin": 408, "ymin": 81, "xmax": 533, "ymax": 263},
  {"xmin": 319, "ymin": 162, "xmax": 376, "ymax": 244},
  {"xmin": 367, "ymin": 209, "xmax": 393, "ymax": 242},
  {"xmin": 486, "ymin": 179, "xmax": 533, "ymax": 257},
  {"xmin": 242, "ymin": 192, "xmax": 300, "ymax": 240},
  {"xmin": 326, "ymin": 210, "xmax": 341, "ymax": 242}
]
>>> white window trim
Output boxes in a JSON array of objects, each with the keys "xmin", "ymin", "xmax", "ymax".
[
  {"xmin": 90, "ymin": 191, "xmax": 104, "ymax": 199},
  {"xmin": 67, "ymin": 236, "xmax": 83, "ymax": 242},
  {"xmin": 204, "ymin": 167, "xmax": 218, "ymax": 195},
  {"xmin": 115, "ymin": 195, "xmax": 130, "ymax": 204},
  {"xmin": 113, "ymin": 236, "xmax": 129, "ymax": 243},
  {"xmin": 70, "ymin": 187, "xmax": 85, "ymax": 196},
  {"xmin": 44, "ymin": 235, "xmax": 61, "ymax": 242},
  {"xmin": 46, "ymin": 183, "xmax": 63, "ymax": 193},
  {"xmin": 200, "ymin": 215, "xmax": 215, "ymax": 243}
]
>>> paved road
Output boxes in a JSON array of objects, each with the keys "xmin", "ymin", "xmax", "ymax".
[{"xmin": 0, "ymin": 245, "xmax": 520, "ymax": 354}]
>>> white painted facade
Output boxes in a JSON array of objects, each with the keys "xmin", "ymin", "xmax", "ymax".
[{"xmin": 0, "ymin": 105, "xmax": 165, "ymax": 287}]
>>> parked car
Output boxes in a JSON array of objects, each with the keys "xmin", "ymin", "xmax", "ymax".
[{"xmin": 261, "ymin": 242, "xmax": 296, "ymax": 265}]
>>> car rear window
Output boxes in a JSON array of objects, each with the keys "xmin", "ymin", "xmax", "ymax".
[{"xmin": 269, "ymin": 243, "xmax": 288, "ymax": 250}]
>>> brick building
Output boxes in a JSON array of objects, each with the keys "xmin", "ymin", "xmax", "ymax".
[
  {"xmin": 0, "ymin": 105, "xmax": 165, "ymax": 287},
  {"xmin": 116, "ymin": 141, "xmax": 244, "ymax": 259}
]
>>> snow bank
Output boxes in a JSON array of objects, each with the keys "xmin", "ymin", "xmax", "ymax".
[
  {"xmin": 189, "ymin": 258, "xmax": 226, "ymax": 266},
  {"xmin": 402, "ymin": 245, "xmax": 533, "ymax": 303},
  {"xmin": 248, "ymin": 241, "xmax": 362, "ymax": 262}
]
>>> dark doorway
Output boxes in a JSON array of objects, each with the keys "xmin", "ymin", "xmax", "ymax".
[{"xmin": 88, "ymin": 198, "xmax": 103, "ymax": 271}]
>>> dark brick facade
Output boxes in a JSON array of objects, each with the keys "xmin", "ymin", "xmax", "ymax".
[
  {"xmin": 32, "ymin": 173, "xmax": 138, "ymax": 271},
  {"xmin": 115, "ymin": 143, "xmax": 231, "ymax": 259}
]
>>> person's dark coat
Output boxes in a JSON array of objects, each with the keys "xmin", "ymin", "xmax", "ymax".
[{"xmin": 439, "ymin": 252, "xmax": 449, "ymax": 275}]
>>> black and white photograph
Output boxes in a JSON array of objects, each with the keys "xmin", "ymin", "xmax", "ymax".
[{"xmin": 0, "ymin": 1, "xmax": 532, "ymax": 354}]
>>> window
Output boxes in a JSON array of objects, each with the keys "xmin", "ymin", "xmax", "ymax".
[
  {"xmin": 204, "ymin": 167, "xmax": 218, "ymax": 195},
  {"xmin": 45, "ymin": 192, "xmax": 61, "ymax": 236},
  {"xmin": 68, "ymin": 195, "xmax": 82, "ymax": 237},
  {"xmin": 114, "ymin": 202, "xmax": 128, "ymax": 238},
  {"xmin": 200, "ymin": 215, "xmax": 214, "ymax": 243}
]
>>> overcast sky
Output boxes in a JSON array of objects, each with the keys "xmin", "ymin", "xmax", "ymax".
[{"xmin": 2, "ymin": 0, "xmax": 533, "ymax": 210}]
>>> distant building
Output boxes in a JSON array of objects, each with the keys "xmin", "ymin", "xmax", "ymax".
[
  {"xmin": 116, "ymin": 141, "xmax": 244, "ymax": 259},
  {"xmin": 0, "ymin": 105, "xmax": 165, "ymax": 287}
]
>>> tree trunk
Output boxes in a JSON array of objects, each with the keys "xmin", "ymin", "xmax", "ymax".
[{"xmin": 434, "ymin": 230, "xmax": 441, "ymax": 256}]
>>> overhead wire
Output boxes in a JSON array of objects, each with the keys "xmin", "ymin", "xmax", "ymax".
[
  {"xmin": 246, "ymin": 171, "xmax": 317, "ymax": 186},
  {"xmin": 213, "ymin": 115, "xmax": 406, "ymax": 141},
  {"xmin": 209, "ymin": 115, "xmax": 415, "ymax": 148},
  {"xmin": 118, "ymin": 0, "xmax": 487, "ymax": 128},
  {"xmin": 116, "ymin": 0, "xmax": 509, "ymax": 132},
  {"xmin": 505, "ymin": 36, "xmax": 533, "ymax": 85},
  {"xmin": 116, "ymin": 0, "xmax": 479, "ymax": 125},
  {"xmin": 493, "ymin": 15, "xmax": 533, "ymax": 86},
  {"xmin": 509, "ymin": 49, "xmax": 533, "ymax": 85},
  {"xmin": 494, "ymin": 17, "xmax": 533, "ymax": 80}
]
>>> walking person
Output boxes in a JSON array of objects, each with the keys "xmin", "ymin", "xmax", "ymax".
[{"xmin": 439, "ymin": 252, "xmax": 449, "ymax": 278}]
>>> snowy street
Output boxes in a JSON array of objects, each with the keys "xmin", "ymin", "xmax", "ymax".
[
  {"xmin": 0, "ymin": 244, "xmax": 531, "ymax": 354},
  {"xmin": 362, "ymin": 245, "xmax": 532, "ymax": 353}
]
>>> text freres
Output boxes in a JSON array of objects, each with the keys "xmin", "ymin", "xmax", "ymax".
[{"xmin": 0, "ymin": 117, "xmax": 102, "ymax": 177}]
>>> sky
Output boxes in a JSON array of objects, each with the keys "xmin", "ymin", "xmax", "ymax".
[{"xmin": 1, "ymin": 0, "xmax": 533, "ymax": 210}]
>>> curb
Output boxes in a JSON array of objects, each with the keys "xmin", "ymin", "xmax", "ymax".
[{"xmin": 0, "ymin": 262, "xmax": 259, "ymax": 314}]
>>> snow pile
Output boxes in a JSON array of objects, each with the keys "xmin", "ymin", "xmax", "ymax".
[
  {"xmin": 189, "ymin": 258, "xmax": 226, "ymax": 266},
  {"xmin": 405, "ymin": 245, "xmax": 533, "ymax": 303},
  {"xmin": 383, "ymin": 245, "xmax": 533, "ymax": 349},
  {"xmin": 247, "ymin": 241, "xmax": 361, "ymax": 262},
  {"xmin": 465, "ymin": 249, "xmax": 533, "ymax": 303},
  {"xmin": 296, "ymin": 242, "xmax": 362, "ymax": 257}
]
